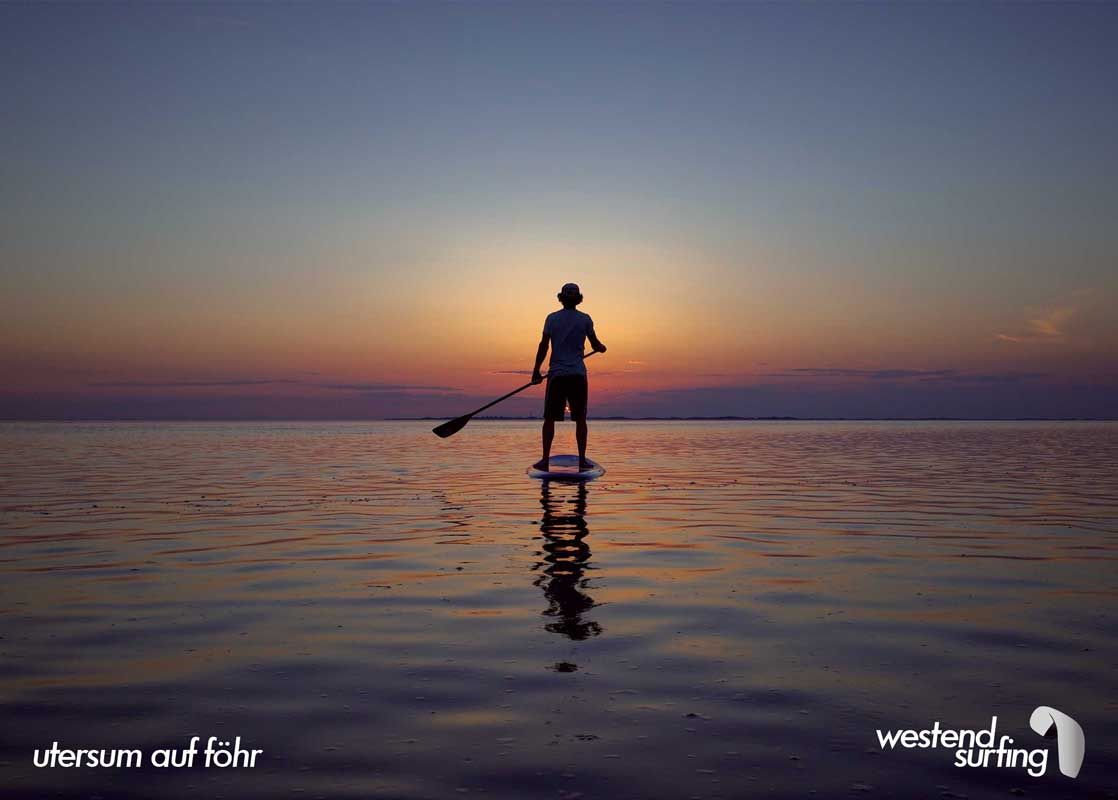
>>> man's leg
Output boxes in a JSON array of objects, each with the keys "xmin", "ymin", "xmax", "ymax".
[
  {"xmin": 535, "ymin": 379, "xmax": 559, "ymax": 471},
  {"xmin": 541, "ymin": 419, "xmax": 555, "ymax": 466},
  {"xmin": 575, "ymin": 417, "xmax": 588, "ymax": 468},
  {"xmin": 569, "ymin": 376, "xmax": 590, "ymax": 470}
]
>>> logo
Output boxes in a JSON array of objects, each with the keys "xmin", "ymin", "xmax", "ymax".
[
  {"xmin": 1029, "ymin": 706, "xmax": 1085, "ymax": 778},
  {"xmin": 876, "ymin": 707, "xmax": 1084, "ymax": 779}
]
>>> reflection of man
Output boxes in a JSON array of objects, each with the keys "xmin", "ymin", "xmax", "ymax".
[
  {"xmin": 531, "ymin": 283, "xmax": 607, "ymax": 473},
  {"xmin": 534, "ymin": 481, "xmax": 600, "ymax": 640}
]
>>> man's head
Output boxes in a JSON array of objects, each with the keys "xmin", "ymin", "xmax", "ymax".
[{"xmin": 558, "ymin": 282, "xmax": 583, "ymax": 308}]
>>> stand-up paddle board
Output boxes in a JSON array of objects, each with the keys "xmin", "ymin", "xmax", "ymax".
[{"xmin": 527, "ymin": 454, "xmax": 605, "ymax": 481}]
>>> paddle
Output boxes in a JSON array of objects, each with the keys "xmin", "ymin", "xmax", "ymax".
[{"xmin": 432, "ymin": 352, "xmax": 596, "ymax": 438}]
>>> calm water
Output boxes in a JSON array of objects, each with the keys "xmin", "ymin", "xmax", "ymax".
[{"xmin": 1, "ymin": 421, "xmax": 1115, "ymax": 799}]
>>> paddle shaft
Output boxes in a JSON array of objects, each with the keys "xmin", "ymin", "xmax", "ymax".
[{"xmin": 461, "ymin": 351, "xmax": 596, "ymax": 420}]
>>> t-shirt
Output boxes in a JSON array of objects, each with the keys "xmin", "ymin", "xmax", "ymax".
[{"xmin": 543, "ymin": 308, "xmax": 594, "ymax": 377}]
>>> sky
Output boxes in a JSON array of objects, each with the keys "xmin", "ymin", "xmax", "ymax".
[{"xmin": 2, "ymin": 2, "xmax": 1116, "ymax": 419}]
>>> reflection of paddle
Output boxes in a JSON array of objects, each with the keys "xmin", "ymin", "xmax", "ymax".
[{"xmin": 433, "ymin": 352, "xmax": 596, "ymax": 439}]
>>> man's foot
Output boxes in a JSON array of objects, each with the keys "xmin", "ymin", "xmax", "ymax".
[
  {"xmin": 533, "ymin": 458, "xmax": 550, "ymax": 471},
  {"xmin": 579, "ymin": 459, "xmax": 592, "ymax": 472}
]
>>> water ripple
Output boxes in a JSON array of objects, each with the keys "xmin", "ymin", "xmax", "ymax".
[{"xmin": 0, "ymin": 420, "xmax": 1115, "ymax": 798}]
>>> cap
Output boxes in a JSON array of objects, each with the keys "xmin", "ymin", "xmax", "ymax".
[{"xmin": 559, "ymin": 283, "xmax": 581, "ymax": 297}]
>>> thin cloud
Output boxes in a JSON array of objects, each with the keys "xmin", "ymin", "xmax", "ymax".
[
  {"xmin": 89, "ymin": 378, "xmax": 461, "ymax": 394},
  {"xmin": 90, "ymin": 378, "xmax": 303, "ymax": 388},
  {"xmin": 315, "ymin": 383, "xmax": 461, "ymax": 393},
  {"xmin": 765, "ymin": 368, "xmax": 957, "ymax": 380},
  {"xmin": 592, "ymin": 378, "xmax": 1116, "ymax": 420},
  {"xmin": 763, "ymin": 368, "xmax": 1048, "ymax": 385},
  {"xmin": 915, "ymin": 371, "xmax": 1046, "ymax": 385},
  {"xmin": 996, "ymin": 306, "xmax": 1076, "ymax": 344}
]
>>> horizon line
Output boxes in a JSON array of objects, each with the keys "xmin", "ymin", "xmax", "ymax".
[{"xmin": 2, "ymin": 416, "xmax": 1116, "ymax": 423}]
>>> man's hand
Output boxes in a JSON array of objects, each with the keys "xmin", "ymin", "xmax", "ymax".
[
  {"xmin": 592, "ymin": 343, "xmax": 607, "ymax": 354},
  {"xmin": 531, "ymin": 370, "xmax": 544, "ymax": 385}
]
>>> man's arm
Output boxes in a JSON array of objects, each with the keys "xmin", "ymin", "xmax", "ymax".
[
  {"xmin": 587, "ymin": 327, "xmax": 607, "ymax": 353},
  {"xmin": 531, "ymin": 334, "xmax": 549, "ymax": 384}
]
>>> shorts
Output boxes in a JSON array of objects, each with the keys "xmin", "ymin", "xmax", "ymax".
[{"xmin": 544, "ymin": 374, "xmax": 588, "ymax": 421}]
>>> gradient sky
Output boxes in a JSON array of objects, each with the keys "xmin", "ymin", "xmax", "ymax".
[{"xmin": 2, "ymin": 2, "xmax": 1116, "ymax": 419}]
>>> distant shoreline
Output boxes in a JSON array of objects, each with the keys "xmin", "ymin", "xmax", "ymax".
[
  {"xmin": 4, "ymin": 417, "xmax": 1114, "ymax": 423},
  {"xmin": 390, "ymin": 415, "xmax": 1118, "ymax": 422}
]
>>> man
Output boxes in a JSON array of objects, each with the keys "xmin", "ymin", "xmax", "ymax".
[{"xmin": 531, "ymin": 283, "xmax": 607, "ymax": 472}]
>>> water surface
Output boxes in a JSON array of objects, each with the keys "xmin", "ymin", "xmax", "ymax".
[{"xmin": 1, "ymin": 421, "xmax": 1115, "ymax": 798}]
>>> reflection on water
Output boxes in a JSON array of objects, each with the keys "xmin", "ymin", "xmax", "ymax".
[
  {"xmin": 534, "ymin": 481, "xmax": 601, "ymax": 642},
  {"xmin": 0, "ymin": 420, "xmax": 1116, "ymax": 799}
]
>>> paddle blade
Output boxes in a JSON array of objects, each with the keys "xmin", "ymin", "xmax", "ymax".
[{"xmin": 432, "ymin": 415, "xmax": 471, "ymax": 438}]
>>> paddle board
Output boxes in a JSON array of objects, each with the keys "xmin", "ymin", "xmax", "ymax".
[{"xmin": 527, "ymin": 454, "xmax": 605, "ymax": 481}]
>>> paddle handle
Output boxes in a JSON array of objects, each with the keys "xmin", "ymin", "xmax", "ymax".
[{"xmin": 469, "ymin": 351, "xmax": 597, "ymax": 417}]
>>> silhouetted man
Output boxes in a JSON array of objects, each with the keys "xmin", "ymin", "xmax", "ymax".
[{"xmin": 531, "ymin": 283, "xmax": 606, "ymax": 471}]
